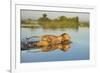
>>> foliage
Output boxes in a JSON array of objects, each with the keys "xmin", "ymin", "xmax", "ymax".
[
  {"xmin": 21, "ymin": 13, "xmax": 89, "ymax": 29},
  {"xmin": 38, "ymin": 14, "xmax": 80, "ymax": 29}
]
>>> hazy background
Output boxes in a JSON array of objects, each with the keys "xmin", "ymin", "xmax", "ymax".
[{"xmin": 21, "ymin": 10, "xmax": 90, "ymax": 22}]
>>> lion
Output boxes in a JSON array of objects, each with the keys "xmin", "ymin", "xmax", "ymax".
[{"xmin": 33, "ymin": 33, "xmax": 71, "ymax": 47}]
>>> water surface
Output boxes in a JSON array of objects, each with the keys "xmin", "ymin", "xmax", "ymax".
[{"xmin": 21, "ymin": 27, "xmax": 89, "ymax": 63}]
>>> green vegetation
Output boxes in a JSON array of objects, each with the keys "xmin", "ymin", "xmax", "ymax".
[
  {"xmin": 21, "ymin": 19, "xmax": 34, "ymax": 24},
  {"xmin": 21, "ymin": 13, "xmax": 89, "ymax": 29},
  {"xmin": 80, "ymin": 22, "xmax": 89, "ymax": 27},
  {"xmin": 38, "ymin": 14, "xmax": 80, "ymax": 29}
]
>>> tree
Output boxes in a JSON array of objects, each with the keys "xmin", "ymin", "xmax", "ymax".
[
  {"xmin": 59, "ymin": 16, "xmax": 67, "ymax": 21},
  {"xmin": 76, "ymin": 16, "xmax": 79, "ymax": 23},
  {"xmin": 43, "ymin": 14, "xmax": 47, "ymax": 18},
  {"xmin": 38, "ymin": 13, "xmax": 51, "ymax": 22},
  {"xmin": 25, "ymin": 18, "xmax": 33, "ymax": 24}
]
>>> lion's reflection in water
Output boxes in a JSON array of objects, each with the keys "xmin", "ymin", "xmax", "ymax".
[
  {"xmin": 26, "ymin": 43, "xmax": 71, "ymax": 53},
  {"xmin": 40, "ymin": 43, "xmax": 71, "ymax": 52}
]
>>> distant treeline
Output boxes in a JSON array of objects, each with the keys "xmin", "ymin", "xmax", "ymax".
[
  {"xmin": 21, "ymin": 13, "xmax": 89, "ymax": 29},
  {"xmin": 38, "ymin": 14, "xmax": 79, "ymax": 29}
]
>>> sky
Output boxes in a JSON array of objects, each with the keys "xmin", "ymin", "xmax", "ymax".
[{"xmin": 21, "ymin": 10, "xmax": 90, "ymax": 22}]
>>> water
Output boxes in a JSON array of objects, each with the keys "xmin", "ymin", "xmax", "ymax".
[{"xmin": 21, "ymin": 26, "xmax": 89, "ymax": 63}]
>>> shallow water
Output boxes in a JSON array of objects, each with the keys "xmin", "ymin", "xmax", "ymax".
[{"xmin": 21, "ymin": 27, "xmax": 89, "ymax": 63}]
